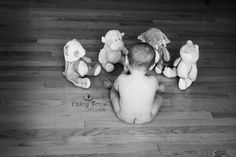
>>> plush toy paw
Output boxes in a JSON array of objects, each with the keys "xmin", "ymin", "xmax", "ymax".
[
  {"xmin": 178, "ymin": 78, "xmax": 192, "ymax": 90},
  {"xmin": 163, "ymin": 67, "xmax": 177, "ymax": 78},
  {"xmin": 155, "ymin": 66, "xmax": 162, "ymax": 74},
  {"xmin": 72, "ymin": 77, "xmax": 91, "ymax": 89},
  {"xmin": 94, "ymin": 64, "xmax": 101, "ymax": 76},
  {"xmin": 105, "ymin": 63, "xmax": 115, "ymax": 72}
]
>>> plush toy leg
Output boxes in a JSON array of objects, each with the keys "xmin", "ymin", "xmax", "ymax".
[
  {"xmin": 155, "ymin": 60, "xmax": 164, "ymax": 74},
  {"xmin": 163, "ymin": 67, "xmax": 177, "ymax": 78},
  {"xmin": 94, "ymin": 64, "xmax": 101, "ymax": 76},
  {"xmin": 178, "ymin": 78, "xmax": 192, "ymax": 90},
  {"xmin": 87, "ymin": 62, "xmax": 102, "ymax": 76},
  {"xmin": 64, "ymin": 70, "xmax": 91, "ymax": 89},
  {"xmin": 63, "ymin": 61, "xmax": 91, "ymax": 88},
  {"xmin": 99, "ymin": 48, "xmax": 113, "ymax": 72},
  {"xmin": 71, "ymin": 77, "xmax": 91, "ymax": 89},
  {"xmin": 105, "ymin": 63, "xmax": 114, "ymax": 72},
  {"xmin": 155, "ymin": 66, "xmax": 162, "ymax": 74},
  {"xmin": 74, "ymin": 60, "xmax": 89, "ymax": 77}
]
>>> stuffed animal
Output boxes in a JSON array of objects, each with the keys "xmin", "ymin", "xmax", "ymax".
[
  {"xmin": 163, "ymin": 40, "xmax": 199, "ymax": 90},
  {"xmin": 98, "ymin": 30, "xmax": 128, "ymax": 72},
  {"xmin": 63, "ymin": 39, "xmax": 101, "ymax": 88},
  {"xmin": 138, "ymin": 28, "xmax": 171, "ymax": 74}
]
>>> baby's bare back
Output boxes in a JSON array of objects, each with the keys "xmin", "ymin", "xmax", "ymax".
[{"xmin": 118, "ymin": 74, "xmax": 157, "ymax": 118}]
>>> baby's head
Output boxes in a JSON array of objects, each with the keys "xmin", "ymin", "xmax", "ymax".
[{"xmin": 127, "ymin": 43, "xmax": 156, "ymax": 71}]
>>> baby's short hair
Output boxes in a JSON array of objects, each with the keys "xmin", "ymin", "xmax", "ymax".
[{"xmin": 128, "ymin": 43, "xmax": 156, "ymax": 70}]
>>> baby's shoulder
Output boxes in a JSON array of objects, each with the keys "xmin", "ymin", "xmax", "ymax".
[
  {"xmin": 115, "ymin": 73, "xmax": 128, "ymax": 83},
  {"xmin": 145, "ymin": 75, "xmax": 158, "ymax": 85},
  {"xmin": 146, "ymin": 74, "xmax": 157, "ymax": 80}
]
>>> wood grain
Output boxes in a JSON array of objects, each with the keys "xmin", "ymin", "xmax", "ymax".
[{"xmin": 0, "ymin": 0, "xmax": 236, "ymax": 156}]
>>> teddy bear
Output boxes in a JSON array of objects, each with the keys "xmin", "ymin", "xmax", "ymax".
[
  {"xmin": 163, "ymin": 40, "xmax": 199, "ymax": 90},
  {"xmin": 63, "ymin": 39, "xmax": 101, "ymax": 88},
  {"xmin": 137, "ymin": 28, "xmax": 171, "ymax": 74},
  {"xmin": 98, "ymin": 30, "xmax": 129, "ymax": 72}
]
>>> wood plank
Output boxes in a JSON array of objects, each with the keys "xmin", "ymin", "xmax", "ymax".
[
  {"xmin": 0, "ymin": 111, "xmax": 213, "ymax": 129},
  {"xmin": 0, "ymin": 142, "xmax": 157, "ymax": 156},
  {"xmin": 85, "ymin": 118, "xmax": 236, "ymax": 129}
]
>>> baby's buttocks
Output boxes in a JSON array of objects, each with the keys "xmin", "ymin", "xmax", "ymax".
[{"xmin": 117, "ymin": 110, "xmax": 153, "ymax": 124}]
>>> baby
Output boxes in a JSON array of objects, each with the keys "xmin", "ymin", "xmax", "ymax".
[{"xmin": 104, "ymin": 43, "xmax": 164, "ymax": 124}]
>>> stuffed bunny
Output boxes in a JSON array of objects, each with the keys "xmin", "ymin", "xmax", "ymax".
[{"xmin": 63, "ymin": 39, "xmax": 101, "ymax": 88}]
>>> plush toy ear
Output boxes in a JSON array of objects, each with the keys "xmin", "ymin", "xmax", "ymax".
[
  {"xmin": 149, "ymin": 41, "xmax": 156, "ymax": 49},
  {"xmin": 137, "ymin": 33, "xmax": 145, "ymax": 42},
  {"xmin": 101, "ymin": 36, "xmax": 106, "ymax": 43},
  {"xmin": 162, "ymin": 32, "xmax": 170, "ymax": 45},
  {"xmin": 194, "ymin": 44, "xmax": 200, "ymax": 60},
  {"xmin": 186, "ymin": 40, "xmax": 193, "ymax": 45},
  {"xmin": 162, "ymin": 47, "xmax": 171, "ymax": 62}
]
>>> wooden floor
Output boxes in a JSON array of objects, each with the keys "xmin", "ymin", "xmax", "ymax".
[{"xmin": 0, "ymin": 0, "xmax": 236, "ymax": 156}]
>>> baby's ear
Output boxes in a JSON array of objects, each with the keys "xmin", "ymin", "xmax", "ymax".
[{"xmin": 101, "ymin": 36, "xmax": 106, "ymax": 43}]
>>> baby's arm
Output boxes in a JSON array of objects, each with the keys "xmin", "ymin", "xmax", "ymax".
[
  {"xmin": 152, "ymin": 76, "xmax": 164, "ymax": 116},
  {"xmin": 153, "ymin": 76, "xmax": 165, "ymax": 93},
  {"xmin": 110, "ymin": 77, "xmax": 121, "ymax": 113}
]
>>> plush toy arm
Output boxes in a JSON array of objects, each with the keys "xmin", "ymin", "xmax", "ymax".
[
  {"xmin": 122, "ymin": 47, "xmax": 129, "ymax": 55},
  {"xmin": 81, "ymin": 56, "xmax": 92, "ymax": 63},
  {"xmin": 173, "ymin": 57, "xmax": 181, "ymax": 67},
  {"xmin": 189, "ymin": 64, "xmax": 198, "ymax": 81},
  {"xmin": 98, "ymin": 47, "xmax": 108, "ymax": 65},
  {"xmin": 161, "ymin": 46, "xmax": 170, "ymax": 62}
]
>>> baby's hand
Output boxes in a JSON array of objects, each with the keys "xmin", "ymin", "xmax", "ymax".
[{"xmin": 103, "ymin": 77, "xmax": 113, "ymax": 89}]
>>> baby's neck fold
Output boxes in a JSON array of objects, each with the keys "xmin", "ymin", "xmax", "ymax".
[{"xmin": 129, "ymin": 69, "xmax": 146, "ymax": 75}]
